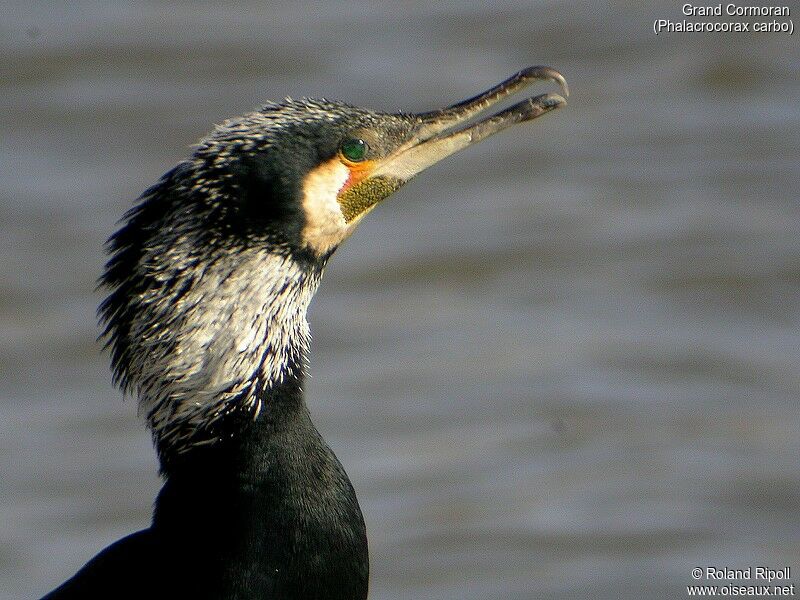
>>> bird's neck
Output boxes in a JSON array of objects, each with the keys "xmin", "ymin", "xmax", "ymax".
[
  {"xmin": 129, "ymin": 247, "xmax": 323, "ymax": 461},
  {"xmin": 142, "ymin": 247, "xmax": 369, "ymax": 598},
  {"xmin": 152, "ymin": 374, "xmax": 369, "ymax": 599}
]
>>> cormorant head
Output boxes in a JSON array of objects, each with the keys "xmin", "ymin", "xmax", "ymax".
[
  {"xmin": 100, "ymin": 67, "xmax": 567, "ymax": 462},
  {"xmin": 171, "ymin": 66, "xmax": 568, "ymax": 259}
]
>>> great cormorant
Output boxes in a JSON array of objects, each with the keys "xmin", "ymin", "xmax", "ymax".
[{"xmin": 41, "ymin": 66, "xmax": 567, "ymax": 600}]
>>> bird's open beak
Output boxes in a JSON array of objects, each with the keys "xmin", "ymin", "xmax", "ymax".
[
  {"xmin": 373, "ymin": 66, "xmax": 568, "ymax": 181},
  {"xmin": 336, "ymin": 66, "xmax": 568, "ymax": 223}
]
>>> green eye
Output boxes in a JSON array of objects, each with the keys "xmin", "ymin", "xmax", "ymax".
[{"xmin": 340, "ymin": 138, "xmax": 368, "ymax": 162}]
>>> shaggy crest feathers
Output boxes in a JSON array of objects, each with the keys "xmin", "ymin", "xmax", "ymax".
[
  {"xmin": 195, "ymin": 98, "xmax": 396, "ymax": 156},
  {"xmin": 101, "ymin": 214, "xmax": 322, "ymax": 459}
]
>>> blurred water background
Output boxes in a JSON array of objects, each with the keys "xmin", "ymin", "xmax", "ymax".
[{"xmin": 1, "ymin": 2, "xmax": 799, "ymax": 598}]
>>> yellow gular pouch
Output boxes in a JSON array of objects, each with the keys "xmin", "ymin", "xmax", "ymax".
[{"xmin": 338, "ymin": 176, "xmax": 402, "ymax": 223}]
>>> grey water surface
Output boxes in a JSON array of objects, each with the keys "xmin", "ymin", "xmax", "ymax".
[{"xmin": 1, "ymin": 2, "xmax": 798, "ymax": 599}]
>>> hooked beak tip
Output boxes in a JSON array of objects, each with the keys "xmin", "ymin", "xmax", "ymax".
[{"xmin": 518, "ymin": 65, "xmax": 569, "ymax": 99}]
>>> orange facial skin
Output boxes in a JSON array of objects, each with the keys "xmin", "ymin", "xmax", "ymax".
[{"xmin": 338, "ymin": 156, "xmax": 376, "ymax": 194}]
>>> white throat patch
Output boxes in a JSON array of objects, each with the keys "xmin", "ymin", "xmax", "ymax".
[{"xmin": 301, "ymin": 159, "xmax": 354, "ymax": 255}]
